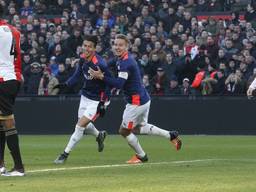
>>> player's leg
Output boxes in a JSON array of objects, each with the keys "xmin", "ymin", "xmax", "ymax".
[
  {"xmin": 140, "ymin": 123, "xmax": 182, "ymax": 150},
  {"xmin": 54, "ymin": 115, "xmax": 90, "ymax": 164},
  {"xmin": 55, "ymin": 96, "xmax": 90, "ymax": 164},
  {"xmin": 0, "ymin": 81, "xmax": 24, "ymax": 176},
  {"xmin": 83, "ymin": 99, "xmax": 109, "ymax": 152},
  {"xmin": 119, "ymin": 127, "xmax": 148, "ymax": 164},
  {"xmin": 138, "ymin": 101, "xmax": 182, "ymax": 151},
  {"xmin": 0, "ymin": 121, "xmax": 6, "ymax": 174},
  {"xmin": 81, "ymin": 97, "xmax": 107, "ymax": 152},
  {"xmin": 0, "ymin": 84, "xmax": 7, "ymax": 174},
  {"xmin": 84, "ymin": 122, "xmax": 107, "ymax": 152},
  {"xmin": 119, "ymin": 103, "xmax": 148, "ymax": 164},
  {"xmin": 1, "ymin": 117, "xmax": 25, "ymax": 176},
  {"xmin": 54, "ymin": 96, "xmax": 106, "ymax": 164}
]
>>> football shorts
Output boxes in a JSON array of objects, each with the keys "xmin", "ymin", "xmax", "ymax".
[
  {"xmin": 121, "ymin": 100, "xmax": 151, "ymax": 130},
  {"xmin": 0, "ymin": 80, "xmax": 20, "ymax": 120}
]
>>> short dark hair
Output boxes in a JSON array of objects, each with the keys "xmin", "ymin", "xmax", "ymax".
[
  {"xmin": 84, "ymin": 35, "xmax": 98, "ymax": 47},
  {"xmin": 0, "ymin": 4, "xmax": 3, "ymax": 18}
]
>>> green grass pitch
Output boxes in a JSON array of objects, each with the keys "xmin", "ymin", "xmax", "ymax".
[{"xmin": 1, "ymin": 135, "xmax": 256, "ymax": 192}]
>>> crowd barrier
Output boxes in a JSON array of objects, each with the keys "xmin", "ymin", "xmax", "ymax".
[{"xmin": 15, "ymin": 95, "xmax": 255, "ymax": 135}]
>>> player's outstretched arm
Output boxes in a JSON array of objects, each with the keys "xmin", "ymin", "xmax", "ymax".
[{"xmin": 89, "ymin": 67, "xmax": 126, "ymax": 89}]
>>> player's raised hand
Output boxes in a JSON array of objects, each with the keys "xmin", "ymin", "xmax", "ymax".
[{"xmin": 89, "ymin": 67, "xmax": 104, "ymax": 80}]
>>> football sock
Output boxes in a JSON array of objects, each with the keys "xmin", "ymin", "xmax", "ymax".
[
  {"xmin": 0, "ymin": 125, "xmax": 5, "ymax": 165},
  {"xmin": 140, "ymin": 123, "xmax": 170, "ymax": 139},
  {"xmin": 126, "ymin": 133, "xmax": 146, "ymax": 158},
  {"xmin": 84, "ymin": 123, "xmax": 99, "ymax": 137},
  {"xmin": 5, "ymin": 128, "xmax": 23, "ymax": 169},
  {"xmin": 64, "ymin": 125, "xmax": 85, "ymax": 154}
]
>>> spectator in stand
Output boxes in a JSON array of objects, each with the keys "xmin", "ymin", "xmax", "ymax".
[
  {"xmin": 142, "ymin": 74, "xmax": 153, "ymax": 94},
  {"xmin": 245, "ymin": 3, "xmax": 256, "ymax": 23},
  {"xmin": 150, "ymin": 41, "xmax": 166, "ymax": 63},
  {"xmin": 200, "ymin": 63, "xmax": 218, "ymax": 95},
  {"xmin": 138, "ymin": 54, "xmax": 150, "ymax": 75},
  {"xmin": 157, "ymin": 1, "xmax": 169, "ymax": 23},
  {"xmin": 66, "ymin": 27, "xmax": 83, "ymax": 57},
  {"xmin": 222, "ymin": 39, "xmax": 239, "ymax": 60},
  {"xmin": 111, "ymin": 0, "xmax": 132, "ymax": 17},
  {"xmin": 56, "ymin": 63, "xmax": 69, "ymax": 84},
  {"xmin": 226, "ymin": 59, "xmax": 237, "ymax": 75},
  {"xmin": 0, "ymin": 0, "xmax": 255, "ymax": 97},
  {"xmin": 231, "ymin": 0, "xmax": 249, "ymax": 12},
  {"xmin": 180, "ymin": 78, "xmax": 192, "ymax": 96},
  {"xmin": 239, "ymin": 60, "xmax": 251, "ymax": 81},
  {"xmin": 207, "ymin": 0, "xmax": 222, "ymax": 12},
  {"xmin": 206, "ymin": 35, "xmax": 219, "ymax": 61},
  {"xmin": 225, "ymin": 70, "xmax": 246, "ymax": 95},
  {"xmin": 165, "ymin": 75, "xmax": 181, "ymax": 95},
  {"xmin": 148, "ymin": 53, "xmax": 162, "ymax": 78},
  {"xmin": 49, "ymin": 56, "xmax": 59, "ymax": 76},
  {"xmin": 85, "ymin": 3, "xmax": 99, "ymax": 27},
  {"xmin": 20, "ymin": 0, "xmax": 33, "ymax": 16},
  {"xmin": 151, "ymin": 67, "xmax": 168, "ymax": 96},
  {"xmin": 195, "ymin": 0, "xmax": 208, "ymax": 12},
  {"xmin": 33, "ymin": 0, "xmax": 47, "ymax": 15},
  {"xmin": 96, "ymin": 8, "xmax": 115, "ymax": 29},
  {"xmin": 141, "ymin": 5, "xmax": 156, "ymax": 26},
  {"xmin": 230, "ymin": 11, "xmax": 240, "ymax": 25},
  {"xmin": 181, "ymin": 11, "xmax": 192, "ymax": 32},
  {"xmin": 38, "ymin": 67, "xmax": 59, "ymax": 96},
  {"xmin": 164, "ymin": 53, "xmax": 177, "ymax": 79},
  {"xmin": 52, "ymin": 44, "xmax": 66, "ymax": 65},
  {"xmin": 215, "ymin": 49, "xmax": 228, "ymax": 66},
  {"xmin": 23, "ymin": 62, "xmax": 43, "ymax": 95},
  {"xmin": 22, "ymin": 53, "xmax": 33, "ymax": 71},
  {"xmin": 212, "ymin": 70, "xmax": 226, "ymax": 95},
  {"xmin": 38, "ymin": 54, "xmax": 48, "ymax": 68},
  {"xmin": 205, "ymin": 17, "xmax": 219, "ymax": 36}
]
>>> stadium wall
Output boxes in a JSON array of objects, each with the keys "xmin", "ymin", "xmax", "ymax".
[{"xmin": 15, "ymin": 96, "xmax": 255, "ymax": 135}]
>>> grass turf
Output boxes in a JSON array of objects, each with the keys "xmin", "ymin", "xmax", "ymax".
[{"xmin": 1, "ymin": 135, "xmax": 256, "ymax": 192}]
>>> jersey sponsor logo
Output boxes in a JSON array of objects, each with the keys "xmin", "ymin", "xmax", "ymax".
[
  {"xmin": 84, "ymin": 71, "xmax": 93, "ymax": 80},
  {"xmin": 118, "ymin": 72, "xmax": 128, "ymax": 79}
]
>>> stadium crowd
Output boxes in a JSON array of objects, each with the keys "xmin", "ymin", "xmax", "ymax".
[{"xmin": 2, "ymin": 0, "xmax": 256, "ymax": 96}]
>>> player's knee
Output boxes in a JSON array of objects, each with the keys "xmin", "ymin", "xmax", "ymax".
[
  {"xmin": 119, "ymin": 127, "xmax": 131, "ymax": 137},
  {"xmin": 77, "ymin": 116, "xmax": 90, "ymax": 127}
]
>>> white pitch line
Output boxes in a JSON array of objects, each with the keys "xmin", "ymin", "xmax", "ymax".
[{"xmin": 27, "ymin": 159, "xmax": 226, "ymax": 174}]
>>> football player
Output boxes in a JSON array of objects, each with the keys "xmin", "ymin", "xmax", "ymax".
[
  {"xmin": 54, "ymin": 35, "xmax": 111, "ymax": 164},
  {"xmin": 89, "ymin": 34, "xmax": 182, "ymax": 164}
]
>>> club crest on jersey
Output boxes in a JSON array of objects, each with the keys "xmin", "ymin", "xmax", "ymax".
[{"xmin": 2, "ymin": 26, "xmax": 11, "ymax": 32}]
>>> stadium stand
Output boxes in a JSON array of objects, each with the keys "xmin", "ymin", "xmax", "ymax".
[{"xmin": 2, "ymin": 0, "xmax": 256, "ymax": 96}]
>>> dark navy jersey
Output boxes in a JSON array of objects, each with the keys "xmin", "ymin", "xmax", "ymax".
[
  {"xmin": 66, "ymin": 54, "xmax": 111, "ymax": 101},
  {"xmin": 104, "ymin": 52, "xmax": 150, "ymax": 105}
]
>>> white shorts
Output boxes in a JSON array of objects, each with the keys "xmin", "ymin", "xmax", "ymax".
[
  {"xmin": 78, "ymin": 95, "xmax": 109, "ymax": 121},
  {"xmin": 121, "ymin": 101, "xmax": 151, "ymax": 129}
]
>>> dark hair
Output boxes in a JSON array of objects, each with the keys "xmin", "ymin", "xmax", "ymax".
[
  {"xmin": 84, "ymin": 35, "xmax": 98, "ymax": 47},
  {"xmin": 0, "ymin": 4, "xmax": 3, "ymax": 17}
]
